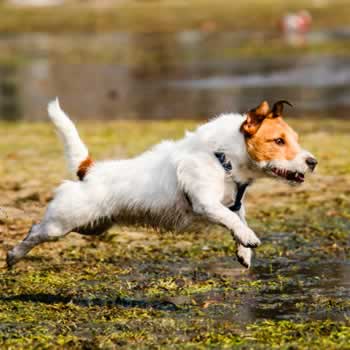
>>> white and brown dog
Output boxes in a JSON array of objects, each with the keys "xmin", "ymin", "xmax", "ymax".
[{"xmin": 7, "ymin": 99, "xmax": 317, "ymax": 269}]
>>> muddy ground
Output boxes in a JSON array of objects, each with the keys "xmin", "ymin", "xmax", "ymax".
[{"xmin": 0, "ymin": 118, "xmax": 349, "ymax": 348}]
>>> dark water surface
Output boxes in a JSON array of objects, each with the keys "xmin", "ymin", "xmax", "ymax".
[
  {"xmin": 1, "ymin": 30, "xmax": 350, "ymax": 120},
  {"xmin": 165, "ymin": 231, "xmax": 350, "ymax": 323}
]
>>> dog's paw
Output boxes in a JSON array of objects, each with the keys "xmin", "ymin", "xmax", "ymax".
[
  {"xmin": 236, "ymin": 245, "xmax": 252, "ymax": 268},
  {"xmin": 6, "ymin": 250, "xmax": 18, "ymax": 269},
  {"xmin": 234, "ymin": 225, "xmax": 261, "ymax": 248}
]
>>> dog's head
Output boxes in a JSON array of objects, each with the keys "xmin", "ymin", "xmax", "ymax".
[{"xmin": 241, "ymin": 100, "xmax": 317, "ymax": 184}]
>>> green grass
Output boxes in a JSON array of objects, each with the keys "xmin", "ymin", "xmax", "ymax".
[
  {"xmin": 0, "ymin": 117, "xmax": 349, "ymax": 348},
  {"xmin": 0, "ymin": 0, "xmax": 349, "ymax": 33}
]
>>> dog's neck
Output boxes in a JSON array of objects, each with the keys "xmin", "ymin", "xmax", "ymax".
[{"xmin": 196, "ymin": 113, "xmax": 259, "ymax": 183}]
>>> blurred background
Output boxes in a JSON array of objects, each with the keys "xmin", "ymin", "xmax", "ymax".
[
  {"xmin": 0, "ymin": 0, "xmax": 350, "ymax": 121},
  {"xmin": 1, "ymin": 3, "xmax": 350, "ymax": 347}
]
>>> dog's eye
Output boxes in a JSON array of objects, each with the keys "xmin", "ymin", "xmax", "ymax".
[{"xmin": 274, "ymin": 138, "xmax": 285, "ymax": 145}]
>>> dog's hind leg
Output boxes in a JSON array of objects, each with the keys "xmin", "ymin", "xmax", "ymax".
[
  {"xmin": 6, "ymin": 180, "xmax": 105, "ymax": 268},
  {"xmin": 6, "ymin": 219, "xmax": 70, "ymax": 268}
]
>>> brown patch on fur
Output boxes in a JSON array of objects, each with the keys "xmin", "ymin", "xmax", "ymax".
[
  {"xmin": 241, "ymin": 101, "xmax": 270, "ymax": 136},
  {"xmin": 241, "ymin": 100, "xmax": 293, "ymax": 136},
  {"xmin": 245, "ymin": 116, "xmax": 300, "ymax": 161},
  {"xmin": 271, "ymin": 100, "xmax": 293, "ymax": 117},
  {"xmin": 77, "ymin": 156, "xmax": 94, "ymax": 180},
  {"xmin": 241, "ymin": 100, "xmax": 300, "ymax": 162}
]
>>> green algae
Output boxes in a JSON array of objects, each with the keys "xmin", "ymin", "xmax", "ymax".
[{"xmin": 248, "ymin": 320, "xmax": 350, "ymax": 349}]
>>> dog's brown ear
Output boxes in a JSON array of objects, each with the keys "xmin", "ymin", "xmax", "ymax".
[
  {"xmin": 271, "ymin": 100, "xmax": 293, "ymax": 117},
  {"xmin": 241, "ymin": 101, "xmax": 270, "ymax": 136}
]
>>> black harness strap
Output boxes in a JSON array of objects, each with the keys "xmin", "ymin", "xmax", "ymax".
[
  {"xmin": 214, "ymin": 152, "xmax": 250, "ymax": 212},
  {"xmin": 214, "ymin": 152, "xmax": 232, "ymax": 172},
  {"xmin": 228, "ymin": 182, "xmax": 249, "ymax": 212}
]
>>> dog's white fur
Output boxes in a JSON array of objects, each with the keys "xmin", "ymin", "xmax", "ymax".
[
  {"xmin": 7, "ymin": 99, "xmax": 315, "ymax": 268},
  {"xmin": 48, "ymin": 98, "xmax": 89, "ymax": 174}
]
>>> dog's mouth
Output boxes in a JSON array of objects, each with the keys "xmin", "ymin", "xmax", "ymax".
[{"xmin": 270, "ymin": 167, "xmax": 305, "ymax": 183}]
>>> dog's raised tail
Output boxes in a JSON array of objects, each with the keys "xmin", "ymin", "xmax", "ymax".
[{"xmin": 48, "ymin": 98, "xmax": 92, "ymax": 180}]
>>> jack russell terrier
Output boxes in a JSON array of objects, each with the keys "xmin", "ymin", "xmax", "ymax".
[{"xmin": 7, "ymin": 99, "xmax": 317, "ymax": 269}]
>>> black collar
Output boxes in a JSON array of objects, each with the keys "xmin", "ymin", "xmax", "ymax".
[{"xmin": 214, "ymin": 152, "xmax": 250, "ymax": 212}]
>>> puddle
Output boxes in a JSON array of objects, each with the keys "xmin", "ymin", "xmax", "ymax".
[
  {"xmin": 0, "ymin": 30, "xmax": 350, "ymax": 120},
  {"xmin": 185, "ymin": 256, "xmax": 350, "ymax": 323},
  {"xmin": 108, "ymin": 231, "xmax": 350, "ymax": 324}
]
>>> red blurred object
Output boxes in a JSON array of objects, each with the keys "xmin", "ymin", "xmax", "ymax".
[{"xmin": 279, "ymin": 10, "xmax": 312, "ymax": 34}]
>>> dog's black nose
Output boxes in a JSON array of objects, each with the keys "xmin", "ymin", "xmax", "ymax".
[{"xmin": 306, "ymin": 157, "xmax": 318, "ymax": 171}]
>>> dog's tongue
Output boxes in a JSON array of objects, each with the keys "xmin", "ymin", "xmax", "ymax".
[{"xmin": 296, "ymin": 173, "xmax": 305, "ymax": 182}]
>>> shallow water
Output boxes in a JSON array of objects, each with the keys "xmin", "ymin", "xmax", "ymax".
[{"xmin": 0, "ymin": 30, "xmax": 350, "ymax": 120}]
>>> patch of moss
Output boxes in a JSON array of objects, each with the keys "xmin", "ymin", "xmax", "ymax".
[{"xmin": 247, "ymin": 320, "xmax": 350, "ymax": 349}]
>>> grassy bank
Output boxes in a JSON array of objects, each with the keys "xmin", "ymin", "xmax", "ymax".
[
  {"xmin": 0, "ymin": 0, "xmax": 349, "ymax": 33},
  {"xmin": 0, "ymin": 117, "xmax": 349, "ymax": 348}
]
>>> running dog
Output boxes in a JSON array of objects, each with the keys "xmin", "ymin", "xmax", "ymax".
[{"xmin": 7, "ymin": 99, "xmax": 317, "ymax": 268}]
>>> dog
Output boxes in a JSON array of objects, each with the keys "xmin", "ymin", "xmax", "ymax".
[{"xmin": 7, "ymin": 99, "xmax": 317, "ymax": 269}]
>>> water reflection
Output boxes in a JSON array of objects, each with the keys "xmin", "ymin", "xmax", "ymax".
[
  {"xmin": 248, "ymin": 260, "xmax": 350, "ymax": 321},
  {"xmin": 0, "ymin": 31, "xmax": 350, "ymax": 120}
]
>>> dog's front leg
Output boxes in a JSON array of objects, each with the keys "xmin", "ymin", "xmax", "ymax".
[
  {"xmin": 178, "ymin": 157, "xmax": 260, "ymax": 249},
  {"xmin": 236, "ymin": 206, "xmax": 253, "ymax": 268},
  {"xmin": 191, "ymin": 198, "xmax": 261, "ymax": 248}
]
